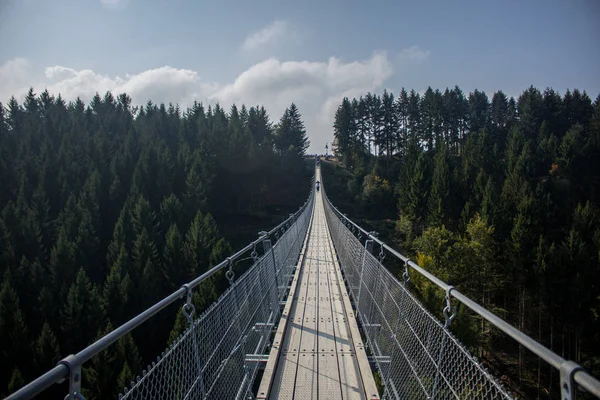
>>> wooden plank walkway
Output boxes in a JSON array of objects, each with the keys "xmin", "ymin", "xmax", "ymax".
[{"xmin": 257, "ymin": 167, "xmax": 380, "ymax": 400}]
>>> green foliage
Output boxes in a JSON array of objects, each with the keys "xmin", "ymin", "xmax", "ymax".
[
  {"xmin": 102, "ymin": 248, "xmax": 131, "ymax": 325},
  {"xmin": 162, "ymin": 223, "xmax": 185, "ymax": 290},
  {"xmin": 61, "ymin": 269, "xmax": 102, "ymax": 352},
  {"xmin": 428, "ymin": 145, "xmax": 451, "ymax": 226},
  {"xmin": 7, "ymin": 369, "xmax": 24, "ymax": 395},
  {"xmin": 405, "ymin": 151, "xmax": 430, "ymax": 230},
  {"xmin": 0, "ymin": 90, "xmax": 310, "ymax": 396},
  {"xmin": 118, "ymin": 363, "xmax": 134, "ymax": 392},
  {"xmin": 275, "ymin": 103, "xmax": 309, "ymax": 157},
  {"xmin": 0, "ymin": 277, "xmax": 29, "ymax": 392},
  {"xmin": 35, "ymin": 322, "xmax": 60, "ymax": 373},
  {"xmin": 361, "ymin": 167, "xmax": 393, "ymax": 215},
  {"xmin": 325, "ymin": 84, "xmax": 600, "ymax": 397}
]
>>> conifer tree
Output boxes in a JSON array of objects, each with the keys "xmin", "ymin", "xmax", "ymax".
[
  {"xmin": 35, "ymin": 322, "xmax": 60, "ymax": 373},
  {"xmin": 0, "ymin": 277, "xmax": 29, "ymax": 390},
  {"xmin": 428, "ymin": 145, "xmax": 451, "ymax": 226},
  {"xmin": 275, "ymin": 103, "xmax": 309, "ymax": 157}
]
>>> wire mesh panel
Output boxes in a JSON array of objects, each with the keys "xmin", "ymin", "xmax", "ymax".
[
  {"xmin": 322, "ymin": 194, "xmax": 513, "ymax": 400},
  {"xmin": 119, "ymin": 195, "xmax": 313, "ymax": 400}
]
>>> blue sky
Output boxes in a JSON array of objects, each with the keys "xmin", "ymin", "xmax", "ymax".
[{"xmin": 0, "ymin": 0, "xmax": 598, "ymax": 152}]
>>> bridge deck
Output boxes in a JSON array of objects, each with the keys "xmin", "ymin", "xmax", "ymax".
[{"xmin": 257, "ymin": 168, "xmax": 380, "ymax": 400}]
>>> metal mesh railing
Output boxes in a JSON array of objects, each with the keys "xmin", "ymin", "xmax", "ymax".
[
  {"xmin": 322, "ymin": 193, "xmax": 513, "ymax": 400},
  {"xmin": 118, "ymin": 194, "xmax": 314, "ymax": 400}
]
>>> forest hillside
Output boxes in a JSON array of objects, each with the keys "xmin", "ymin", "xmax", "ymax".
[
  {"xmin": 0, "ymin": 91, "xmax": 311, "ymax": 398},
  {"xmin": 325, "ymin": 86, "xmax": 600, "ymax": 399}
]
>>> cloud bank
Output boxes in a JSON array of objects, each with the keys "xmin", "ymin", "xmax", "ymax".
[{"xmin": 0, "ymin": 48, "xmax": 429, "ymax": 153}]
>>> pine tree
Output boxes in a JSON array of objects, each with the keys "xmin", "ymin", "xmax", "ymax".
[
  {"xmin": 517, "ymin": 86, "xmax": 544, "ymax": 139},
  {"xmin": 247, "ymin": 106, "xmax": 272, "ymax": 145},
  {"xmin": 480, "ymin": 176, "xmax": 497, "ymax": 225},
  {"xmin": 468, "ymin": 90, "xmax": 490, "ymax": 134},
  {"xmin": 395, "ymin": 88, "xmax": 410, "ymax": 155},
  {"xmin": 0, "ymin": 277, "xmax": 29, "ymax": 390},
  {"xmin": 107, "ymin": 198, "xmax": 134, "ymax": 269},
  {"xmin": 102, "ymin": 248, "xmax": 131, "ymax": 325},
  {"xmin": 131, "ymin": 228, "xmax": 160, "ymax": 297},
  {"xmin": 183, "ymin": 211, "xmax": 219, "ymax": 278},
  {"xmin": 61, "ymin": 268, "xmax": 102, "ymax": 352},
  {"xmin": 35, "ymin": 322, "xmax": 61, "ymax": 373},
  {"xmin": 397, "ymin": 138, "xmax": 421, "ymax": 215},
  {"xmin": 209, "ymin": 238, "xmax": 232, "ymax": 268},
  {"xmin": 380, "ymin": 89, "xmax": 398, "ymax": 159},
  {"xmin": 184, "ymin": 166, "xmax": 207, "ymax": 211},
  {"xmin": 117, "ymin": 333, "xmax": 141, "ymax": 377},
  {"xmin": 333, "ymin": 98, "xmax": 356, "ymax": 164},
  {"xmin": 405, "ymin": 152, "xmax": 430, "ymax": 231},
  {"xmin": 421, "ymin": 87, "xmax": 437, "ymax": 149},
  {"xmin": 428, "ymin": 145, "xmax": 451, "ymax": 226},
  {"xmin": 7, "ymin": 369, "xmax": 24, "ymax": 395},
  {"xmin": 407, "ymin": 90, "xmax": 422, "ymax": 141},
  {"xmin": 163, "ymin": 223, "xmax": 185, "ymax": 290},
  {"xmin": 160, "ymin": 193, "xmax": 183, "ymax": 231},
  {"xmin": 86, "ymin": 323, "xmax": 119, "ymax": 399},
  {"xmin": 274, "ymin": 103, "xmax": 309, "ymax": 157},
  {"xmin": 118, "ymin": 363, "xmax": 134, "ymax": 392},
  {"xmin": 0, "ymin": 218, "xmax": 16, "ymax": 271}
]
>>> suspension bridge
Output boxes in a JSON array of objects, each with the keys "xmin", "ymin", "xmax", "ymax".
[{"xmin": 6, "ymin": 162, "xmax": 600, "ymax": 400}]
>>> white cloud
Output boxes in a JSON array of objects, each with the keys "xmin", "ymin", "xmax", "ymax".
[
  {"xmin": 398, "ymin": 45, "xmax": 430, "ymax": 62},
  {"xmin": 242, "ymin": 20, "xmax": 289, "ymax": 52},
  {"xmin": 0, "ymin": 48, "xmax": 421, "ymax": 152},
  {"xmin": 1, "ymin": 63, "xmax": 219, "ymax": 108},
  {"xmin": 0, "ymin": 58, "xmax": 32, "ymax": 100},
  {"xmin": 211, "ymin": 51, "xmax": 392, "ymax": 152}
]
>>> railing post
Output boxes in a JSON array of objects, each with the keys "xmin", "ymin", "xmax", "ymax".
[
  {"xmin": 180, "ymin": 283, "xmax": 207, "ymax": 399},
  {"xmin": 561, "ymin": 361, "xmax": 583, "ymax": 400},
  {"xmin": 260, "ymin": 231, "xmax": 280, "ymax": 302},
  {"xmin": 336, "ymin": 214, "xmax": 344, "ymax": 249},
  {"xmin": 430, "ymin": 287, "xmax": 457, "ymax": 399},
  {"xmin": 357, "ymin": 237, "xmax": 374, "ymax": 305},
  {"xmin": 58, "ymin": 355, "xmax": 84, "ymax": 400},
  {"xmin": 365, "ymin": 242, "xmax": 384, "ymax": 349}
]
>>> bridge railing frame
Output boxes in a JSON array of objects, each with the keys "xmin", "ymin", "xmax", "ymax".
[
  {"xmin": 6, "ymin": 177, "xmax": 316, "ymax": 400},
  {"xmin": 321, "ymin": 185, "xmax": 600, "ymax": 400}
]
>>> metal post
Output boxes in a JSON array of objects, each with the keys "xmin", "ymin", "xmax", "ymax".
[
  {"xmin": 357, "ymin": 238, "xmax": 374, "ymax": 305},
  {"xmin": 260, "ymin": 231, "xmax": 280, "ymax": 301},
  {"xmin": 57, "ymin": 355, "xmax": 83, "ymax": 400},
  {"xmin": 561, "ymin": 361, "xmax": 583, "ymax": 400},
  {"xmin": 366, "ymin": 244, "xmax": 384, "ymax": 347},
  {"xmin": 180, "ymin": 284, "xmax": 206, "ymax": 399},
  {"xmin": 431, "ymin": 287, "xmax": 457, "ymax": 399}
]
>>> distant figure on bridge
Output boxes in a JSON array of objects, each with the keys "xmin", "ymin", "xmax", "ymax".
[{"xmin": 316, "ymin": 180, "xmax": 320, "ymax": 191}]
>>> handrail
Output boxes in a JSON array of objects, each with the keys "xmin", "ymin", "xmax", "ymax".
[
  {"xmin": 321, "ymin": 185, "xmax": 600, "ymax": 399},
  {"xmin": 6, "ymin": 187, "xmax": 314, "ymax": 400}
]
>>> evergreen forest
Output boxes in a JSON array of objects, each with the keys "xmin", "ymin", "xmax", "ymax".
[
  {"xmin": 326, "ymin": 86, "xmax": 600, "ymax": 398},
  {"xmin": 0, "ymin": 90, "xmax": 311, "ymax": 398}
]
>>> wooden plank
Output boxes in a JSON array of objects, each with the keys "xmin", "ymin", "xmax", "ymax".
[
  {"xmin": 256, "ymin": 197, "xmax": 315, "ymax": 400},
  {"xmin": 269, "ymin": 351, "xmax": 299, "ymax": 400},
  {"xmin": 323, "ymin": 209, "xmax": 381, "ymax": 400},
  {"xmin": 260, "ymin": 166, "xmax": 380, "ymax": 399},
  {"xmin": 298, "ymin": 255, "xmax": 317, "ymax": 353},
  {"xmin": 293, "ymin": 352, "xmax": 318, "ymax": 399},
  {"xmin": 337, "ymin": 353, "xmax": 364, "ymax": 400}
]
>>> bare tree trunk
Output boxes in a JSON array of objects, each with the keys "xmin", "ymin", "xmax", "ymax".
[
  {"xmin": 518, "ymin": 279, "xmax": 523, "ymax": 385},
  {"xmin": 537, "ymin": 295, "xmax": 542, "ymax": 400},
  {"xmin": 549, "ymin": 317, "xmax": 554, "ymax": 397}
]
